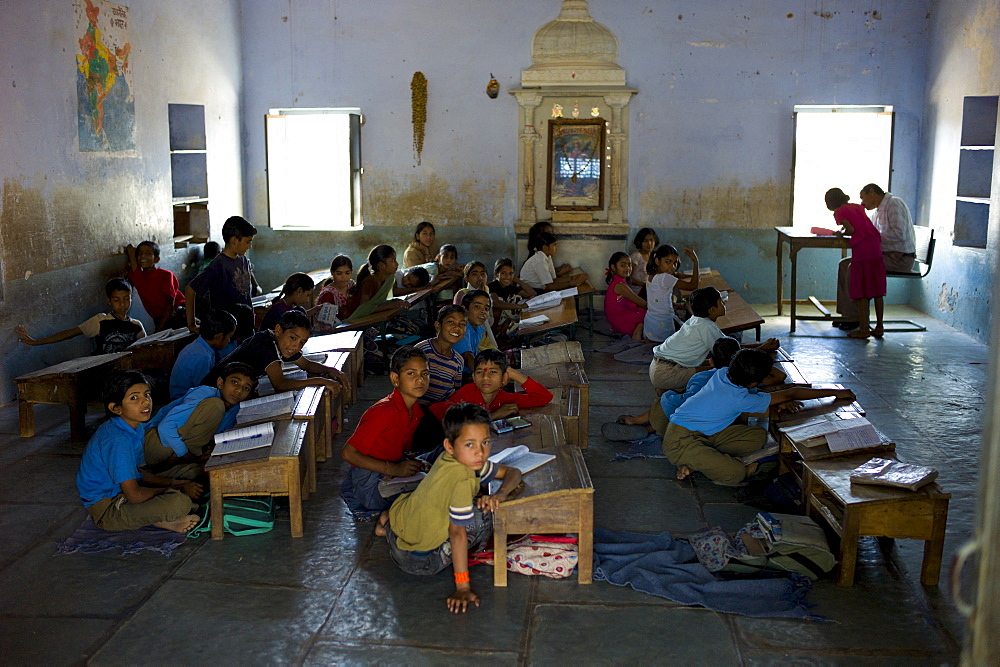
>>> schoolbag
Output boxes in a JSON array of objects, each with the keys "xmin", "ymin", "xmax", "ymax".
[{"xmin": 188, "ymin": 496, "xmax": 276, "ymax": 538}]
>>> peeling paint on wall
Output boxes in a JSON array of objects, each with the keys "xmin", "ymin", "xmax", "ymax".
[
  {"xmin": 962, "ymin": 1, "xmax": 999, "ymax": 89},
  {"xmin": 937, "ymin": 282, "xmax": 958, "ymax": 312},
  {"xmin": 638, "ymin": 179, "xmax": 789, "ymax": 230},
  {"xmin": 364, "ymin": 170, "xmax": 508, "ymax": 228}
]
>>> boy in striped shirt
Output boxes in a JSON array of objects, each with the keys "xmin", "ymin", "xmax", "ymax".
[{"xmin": 414, "ymin": 305, "xmax": 467, "ymax": 406}]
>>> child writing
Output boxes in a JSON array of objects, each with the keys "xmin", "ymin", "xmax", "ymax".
[
  {"xmin": 185, "ymin": 216, "xmax": 260, "ymax": 334},
  {"xmin": 144, "ymin": 362, "xmax": 255, "ymax": 478},
  {"xmin": 454, "ymin": 290, "xmax": 498, "ymax": 371},
  {"xmin": 650, "ymin": 286, "xmax": 779, "ymax": 393},
  {"xmin": 169, "ymin": 308, "xmax": 237, "ymax": 399},
  {"xmin": 520, "ymin": 232, "xmax": 589, "ymax": 292},
  {"xmin": 378, "ymin": 402, "xmax": 522, "ymax": 613},
  {"xmin": 403, "ymin": 221, "xmax": 436, "ymax": 268},
  {"xmin": 340, "ymin": 346, "xmax": 430, "ymax": 519},
  {"xmin": 663, "ymin": 349, "xmax": 856, "ymax": 485},
  {"xmin": 629, "ymin": 227, "xmax": 659, "ymax": 292},
  {"xmin": 644, "ymin": 244, "xmax": 700, "ymax": 342},
  {"xmin": 430, "ymin": 349, "xmax": 553, "ymax": 421},
  {"xmin": 259, "ymin": 272, "xmax": 317, "ymax": 331},
  {"xmin": 346, "ymin": 245, "xmax": 409, "ymax": 322},
  {"xmin": 126, "ymin": 241, "xmax": 186, "ymax": 332},
  {"xmin": 76, "ymin": 370, "xmax": 201, "ymax": 532},
  {"xmin": 17, "ymin": 278, "xmax": 146, "ymax": 354},
  {"xmin": 604, "ymin": 251, "xmax": 648, "ymax": 340},
  {"xmin": 826, "ymin": 187, "xmax": 886, "ymax": 339},
  {"xmin": 204, "ymin": 309, "xmax": 350, "ymax": 398}
]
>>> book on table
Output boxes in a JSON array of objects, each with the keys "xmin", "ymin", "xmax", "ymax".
[
  {"xmin": 236, "ymin": 391, "xmax": 296, "ymax": 424},
  {"xmin": 524, "ymin": 292, "xmax": 562, "ymax": 312},
  {"xmin": 127, "ymin": 328, "xmax": 189, "ymax": 348},
  {"xmin": 779, "ymin": 414, "xmax": 881, "ymax": 452},
  {"xmin": 487, "ymin": 445, "xmax": 556, "ymax": 494},
  {"xmin": 850, "ymin": 457, "xmax": 938, "ymax": 491},
  {"xmin": 212, "ymin": 422, "xmax": 275, "ymax": 456},
  {"xmin": 517, "ymin": 314, "xmax": 550, "ymax": 329}
]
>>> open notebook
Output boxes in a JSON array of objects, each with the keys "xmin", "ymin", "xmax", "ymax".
[
  {"xmin": 212, "ymin": 422, "xmax": 275, "ymax": 456},
  {"xmin": 487, "ymin": 445, "xmax": 555, "ymax": 494},
  {"xmin": 236, "ymin": 391, "xmax": 296, "ymax": 424}
]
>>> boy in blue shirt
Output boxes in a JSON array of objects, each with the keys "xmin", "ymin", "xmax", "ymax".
[
  {"xmin": 169, "ymin": 309, "xmax": 237, "ymax": 399},
  {"xmin": 664, "ymin": 349, "xmax": 855, "ymax": 486},
  {"xmin": 145, "ymin": 362, "xmax": 255, "ymax": 478},
  {"xmin": 76, "ymin": 371, "xmax": 201, "ymax": 532},
  {"xmin": 453, "ymin": 290, "xmax": 496, "ymax": 371}
]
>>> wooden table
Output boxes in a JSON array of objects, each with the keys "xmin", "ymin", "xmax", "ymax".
[
  {"xmin": 302, "ymin": 331, "xmax": 364, "ymax": 400},
  {"xmin": 573, "ymin": 281, "xmax": 597, "ymax": 333},
  {"xmin": 775, "ymin": 226, "xmax": 851, "ymax": 332},
  {"xmin": 205, "ymin": 420, "xmax": 310, "ymax": 539},
  {"xmin": 521, "ymin": 385, "xmax": 586, "ymax": 448},
  {"xmin": 490, "ymin": 415, "xmax": 594, "ymax": 586},
  {"xmin": 518, "ymin": 297, "xmax": 579, "ymax": 338},
  {"xmin": 125, "ymin": 331, "xmax": 196, "ymax": 372},
  {"xmin": 520, "ymin": 361, "xmax": 590, "ymax": 450},
  {"xmin": 13, "ymin": 352, "xmax": 132, "ymax": 440},
  {"xmin": 803, "ymin": 455, "xmax": 950, "ymax": 586},
  {"xmin": 715, "ymin": 291, "xmax": 764, "ymax": 341}
]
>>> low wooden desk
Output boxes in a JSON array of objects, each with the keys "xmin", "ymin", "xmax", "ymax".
[
  {"xmin": 715, "ymin": 291, "xmax": 764, "ymax": 341},
  {"xmin": 302, "ymin": 331, "xmax": 364, "ymax": 399},
  {"xmin": 775, "ymin": 227, "xmax": 851, "ymax": 333},
  {"xmin": 802, "ymin": 455, "xmax": 950, "ymax": 586},
  {"xmin": 320, "ymin": 351, "xmax": 348, "ymax": 431},
  {"xmin": 13, "ymin": 352, "xmax": 132, "ymax": 440},
  {"xmin": 521, "ymin": 361, "xmax": 590, "ymax": 450},
  {"xmin": 491, "ymin": 415, "xmax": 593, "ymax": 587},
  {"xmin": 518, "ymin": 297, "xmax": 578, "ymax": 338},
  {"xmin": 125, "ymin": 331, "xmax": 196, "ymax": 372},
  {"xmin": 521, "ymin": 385, "xmax": 586, "ymax": 449},
  {"xmin": 573, "ymin": 281, "xmax": 597, "ymax": 333},
  {"xmin": 205, "ymin": 420, "xmax": 310, "ymax": 540}
]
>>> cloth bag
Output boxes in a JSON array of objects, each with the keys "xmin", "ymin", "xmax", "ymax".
[
  {"xmin": 189, "ymin": 497, "xmax": 276, "ymax": 538},
  {"xmin": 505, "ymin": 535, "xmax": 579, "ymax": 578}
]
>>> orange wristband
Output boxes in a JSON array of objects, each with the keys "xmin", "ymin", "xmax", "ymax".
[{"xmin": 454, "ymin": 570, "xmax": 470, "ymax": 584}]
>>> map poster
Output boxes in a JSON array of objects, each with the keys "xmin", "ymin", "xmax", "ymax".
[{"xmin": 75, "ymin": 0, "xmax": 135, "ymax": 152}]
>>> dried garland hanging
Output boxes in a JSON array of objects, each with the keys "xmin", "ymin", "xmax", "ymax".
[{"xmin": 411, "ymin": 71, "xmax": 427, "ymax": 166}]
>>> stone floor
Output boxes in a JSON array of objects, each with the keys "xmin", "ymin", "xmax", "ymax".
[{"xmin": 0, "ymin": 304, "xmax": 985, "ymax": 665}]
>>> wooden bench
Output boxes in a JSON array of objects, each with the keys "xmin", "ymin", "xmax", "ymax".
[
  {"xmin": 521, "ymin": 385, "xmax": 586, "ymax": 448},
  {"xmin": 803, "ymin": 455, "xmax": 950, "ymax": 586},
  {"xmin": 491, "ymin": 414, "xmax": 594, "ymax": 586},
  {"xmin": 521, "ymin": 361, "xmax": 590, "ymax": 449},
  {"xmin": 204, "ymin": 419, "xmax": 310, "ymax": 539},
  {"xmin": 13, "ymin": 352, "xmax": 132, "ymax": 440}
]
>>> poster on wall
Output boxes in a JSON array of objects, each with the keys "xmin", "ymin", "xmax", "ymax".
[{"xmin": 75, "ymin": 0, "xmax": 135, "ymax": 152}]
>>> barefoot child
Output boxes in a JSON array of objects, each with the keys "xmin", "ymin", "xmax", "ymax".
[
  {"xmin": 664, "ymin": 349, "xmax": 856, "ymax": 486},
  {"xmin": 169, "ymin": 309, "xmax": 236, "ymax": 399},
  {"xmin": 644, "ymin": 244, "xmax": 700, "ymax": 343},
  {"xmin": 76, "ymin": 371, "xmax": 201, "ymax": 533},
  {"xmin": 826, "ymin": 187, "xmax": 886, "ymax": 339},
  {"xmin": 604, "ymin": 251, "xmax": 648, "ymax": 340},
  {"xmin": 379, "ymin": 403, "xmax": 522, "ymax": 613},
  {"xmin": 340, "ymin": 346, "xmax": 430, "ymax": 519},
  {"xmin": 431, "ymin": 349, "xmax": 553, "ymax": 421}
]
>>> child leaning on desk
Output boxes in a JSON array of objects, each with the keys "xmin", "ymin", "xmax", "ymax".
[
  {"xmin": 663, "ymin": 349, "xmax": 856, "ymax": 486},
  {"xmin": 431, "ymin": 349, "xmax": 552, "ymax": 421},
  {"xmin": 169, "ymin": 308, "xmax": 236, "ymax": 400},
  {"xmin": 377, "ymin": 403, "xmax": 522, "ymax": 613},
  {"xmin": 340, "ymin": 346, "xmax": 430, "ymax": 519}
]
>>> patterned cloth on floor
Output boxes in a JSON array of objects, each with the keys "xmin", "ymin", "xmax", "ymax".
[{"xmin": 57, "ymin": 514, "xmax": 189, "ymax": 557}]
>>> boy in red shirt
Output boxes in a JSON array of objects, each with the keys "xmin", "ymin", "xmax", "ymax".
[
  {"xmin": 126, "ymin": 241, "xmax": 186, "ymax": 332},
  {"xmin": 340, "ymin": 346, "xmax": 429, "ymax": 520},
  {"xmin": 431, "ymin": 349, "xmax": 553, "ymax": 421}
]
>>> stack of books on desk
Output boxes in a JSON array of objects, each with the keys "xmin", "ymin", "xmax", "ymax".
[
  {"xmin": 236, "ymin": 391, "xmax": 296, "ymax": 424},
  {"xmin": 779, "ymin": 414, "xmax": 885, "ymax": 453},
  {"xmin": 127, "ymin": 328, "xmax": 190, "ymax": 348}
]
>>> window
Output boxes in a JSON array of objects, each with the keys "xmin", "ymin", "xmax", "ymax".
[
  {"xmin": 265, "ymin": 108, "xmax": 363, "ymax": 231},
  {"xmin": 954, "ymin": 96, "xmax": 997, "ymax": 249},
  {"xmin": 791, "ymin": 106, "xmax": 894, "ymax": 227}
]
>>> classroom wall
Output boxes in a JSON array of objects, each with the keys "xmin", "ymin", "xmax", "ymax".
[
  {"xmin": 239, "ymin": 0, "xmax": 932, "ymax": 303},
  {"xmin": 0, "ymin": 0, "xmax": 244, "ymax": 405},
  {"xmin": 912, "ymin": 0, "xmax": 1000, "ymax": 343}
]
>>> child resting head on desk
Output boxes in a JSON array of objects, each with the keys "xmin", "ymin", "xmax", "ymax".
[
  {"xmin": 17, "ymin": 277, "xmax": 146, "ymax": 355},
  {"xmin": 76, "ymin": 370, "xmax": 202, "ymax": 533},
  {"xmin": 663, "ymin": 349, "xmax": 855, "ymax": 486},
  {"xmin": 340, "ymin": 346, "xmax": 430, "ymax": 520},
  {"xmin": 146, "ymin": 361, "xmax": 256, "ymax": 479},
  {"xmin": 169, "ymin": 308, "xmax": 237, "ymax": 400},
  {"xmin": 431, "ymin": 348, "xmax": 553, "ymax": 422},
  {"xmin": 378, "ymin": 402, "xmax": 523, "ymax": 613},
  {"xmin": 202, "ymin": 309, "xmax": 350, "ymax": 398}
]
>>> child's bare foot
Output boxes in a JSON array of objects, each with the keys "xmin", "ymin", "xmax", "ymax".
[
  {"xmin": 374, "ymin": 511, "xmax": 389, "ymax": 537},
  {"xmin": 154, "ymin": 514, "xmax": 199, "ymax": 533},
  {"xmin": 676, "ymin": 465, "xmax": 693, "ymax": 480},
  {"xmin": 847, "ymin": 329, "xmax": 871, "ymax": 339},
  {"xmin": 871, "ymin": 326, "xmax": 884, "ymax": 338},
  {"xmin": 618, "ymin": 414, "xmax": 644, "ymax": 426}
]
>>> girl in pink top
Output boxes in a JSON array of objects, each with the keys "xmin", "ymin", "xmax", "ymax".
[
  {"xmin": 603, "ymin": 252, "xmax": 648, "ymax": 339},
  {"xmin": 826, "ymin": 188, "xmax": 886, "ymax": 338}
]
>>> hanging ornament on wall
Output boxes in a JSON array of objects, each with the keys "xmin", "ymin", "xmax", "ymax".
[
  {"xmin": 411, "ymin": 71, "xmax": 427, "ymax": 166},
  {"xmin": 486, "ymin": 73, "xmax": 499, "ymax": 99}
]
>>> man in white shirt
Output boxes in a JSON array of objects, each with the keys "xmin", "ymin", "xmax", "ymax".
[{"xmin": 835, "ymin": 184, "xmax": 916, "ymax": 327}]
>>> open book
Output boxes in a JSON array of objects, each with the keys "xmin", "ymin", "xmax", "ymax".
[
  {"xmin": 488, "ymin": 444, "xmax": 554, "ymax": 475},
  {"xmin": 779, "ymin": 414, "xmax": 881, "ymax": 452},
  {"xmin": 257, "ymin": 369, "xmax": 308, "ymax": 397},
  {"xmin": 212, "ymin": 422, "xmax": 275, "ymax": 456},
  {"xmin": 127, "ymin": 328, "xmax": 190, "ymax": 348},
  {"xmin": 524, "ymin": 292, "xmax": 562, "ymax": 312},
  {"xmin": 236, "ymin": 391, "xmax": 296, "ymax": 424},
  {"xmin": 516, "ymin": 314, "xmax": 550, "ymax": 330}
]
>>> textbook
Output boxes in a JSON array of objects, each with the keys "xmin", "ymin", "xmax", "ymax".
[
  {"xmin": 377, "ymin": 471, "xmax": 427, "ymax": 498},
  {"xmin": 127, "ymin": 328, "xmax": 189, "ymax": 348},
  {"xmin": 524, "ymin": 292, "xmax": 562, "ymax": 312},
  {"xmin": 779, "ymin": 414, "xmax": 880, "ymax": 452},
  {"xmin": 236, "ymin": 391, "xmax": 296, "ymax": 424},
  {"xmin": 488, "ymin": 444, "xmax": 554, "ymax": 475},
  {"xmin": 516, "ymin": 314, "xmax": 550, "ymax": 330},
  {"xmin": 257, "ymin": 369, "xmax": 308, "ymax": 397},
  {"xmin": 850, "ymin": 458, "xmax": 938, "ymax": 491},
  {"xmin": 212, "ymin": 422, "xmax": 275, "ymax": 456}
]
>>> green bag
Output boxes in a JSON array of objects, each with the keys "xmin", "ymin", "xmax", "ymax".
[
  {"xmin": 728, "ymin": 513, "xmax": 836, "ymax": 580},
  {"xmin": 189, "ymin": 497, "xmax": 276, "ymax": 538}
]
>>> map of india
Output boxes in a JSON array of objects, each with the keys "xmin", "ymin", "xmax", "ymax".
[{"xmin": 75, "ymin": 0, "xmax": 134, "ymax": 151}]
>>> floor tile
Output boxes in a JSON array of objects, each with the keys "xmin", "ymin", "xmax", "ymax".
[
  {"xmin": 0, "ymin": 455, "xmax": 85, "ymax": 504},
  {"xmin": 0, "ymin": 617, "xmax": 116, "ymax": 665},
  {"xmin": 593, "ymin": 477, "xmax": 703, "ymax": 534},
  {"xmin": 305, "ymin": 641, "xmax": 519, "ymax": 665}
]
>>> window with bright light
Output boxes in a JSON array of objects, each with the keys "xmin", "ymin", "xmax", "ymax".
[
  {"xmin": 792, "ymin": 106, "xmax": 893, "ymax": 227},
  {"xmin": 265, "ymin": 108, "xmax": 363, "ymax": 231}
]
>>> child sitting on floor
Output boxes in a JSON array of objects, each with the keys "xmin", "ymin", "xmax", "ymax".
[
  {"xmin": 185, "ymin": 215, "xmax": 260, "ymax": 334},
  {"xmin": 604, "ymin": 251, "xmax": 648, "ymax": 340},
  {"xmin": 378, "ymin": 403, "xmax": 522, "ymax": 613},
  {"xmin": 650, "ymin": 286, "xmax": 779, "ymax": 393},
  {"xmin": 346, "ymin": 245, "xmax": 409, "ymax": 322},
  {"xmin": 664, "ymin": 349, "xmax": 856, "ymax": 486},
  {"xmin": 432, "ymin": 244, "xmax": 464, "ymax": 305},
  {"xmin": 260, "ymin": 272, "xmax": 316, "ymax": 331},
  {"xmin": 145, "ymin": 362, "xmax": 255, "ymax": 479},
  {"xmin": 415, "ymin": 306, "xmax": 468, "ymax": 407},
  {"xmin": 76, "ymin": 370, "xmax": 201, "ymax": 533},
  {"xmin": 314, "ymin": 255, "xmax": 355, "ymax": 333},
  {"xmin": 453, "ymin": 290, "xmax": 498, "ymax": 371},
  {"xmin": 403, "ymin": 221, "xmax": 437, "ymax": 268},
  {"xmin": 431, "ymin": 349, "xmax": 553, "ymax": 421},
  {"xmin": 487, "ymin": 257, "xmax": 536, "ymax": 336},
  {"xmin": 340, "ymin": 346, "xmax": 430, "ymax": 520},
  {"xmin": 197, "ymin": 241, "xmax": 221, "ymax": 274},
  {"xmin": 17, "ymin": 278, "xmax": 146, "ymax": 354},
  {"xmin": 629, "ymin": 227, "xmax": 659, "ymax": 293},
  {"xmin": 169, "ymin": 308, "xmax": 236, "ymax": 399},
  {"xmin": 644, "ymin": 244, "xmax": 700, "ymax": 343},
  {"xmin": 126, "ymin": 241, "xmax": 186, "ymax": 332},
  {"xmin": 520, "ymin": 232, "xmax": 589, "ymax": 292}
]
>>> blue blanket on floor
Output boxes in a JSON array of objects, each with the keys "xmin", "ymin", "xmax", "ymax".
[
  {"xmin": 611, "ymin": 433, "xmax": 667, "ymax": 461},
  {"xmin": 593, "ymin": 528, "xmax": 821, "ymax": 620},
  {"xmin": 57, "ymin": 515, "xmax": 189, "ymax": 557}
]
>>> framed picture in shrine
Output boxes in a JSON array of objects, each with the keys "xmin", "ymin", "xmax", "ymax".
[{"xmin": 546, "ymin": 118, "xmax": 606, "ymax": 211}]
